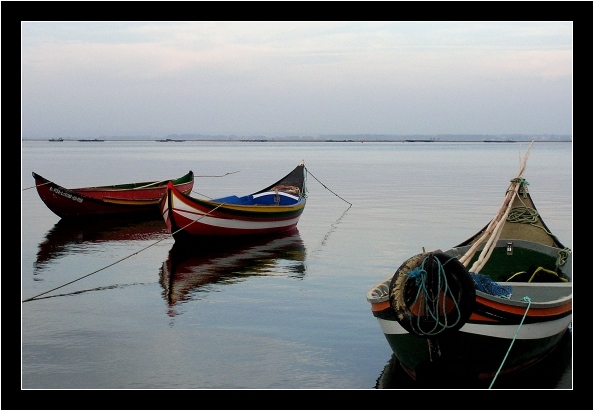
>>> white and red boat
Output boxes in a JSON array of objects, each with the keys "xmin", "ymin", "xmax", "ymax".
[{"xmin": 160, "ymin": 162, "xmax": 307, "ymax": 242}]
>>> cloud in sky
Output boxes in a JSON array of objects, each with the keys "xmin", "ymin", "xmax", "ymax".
[{"xmin": 21, "ymin": 21, "xmax": 572, "ymax": 139}]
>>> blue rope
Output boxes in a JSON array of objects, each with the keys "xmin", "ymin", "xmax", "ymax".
[
  {"xmin": 488, "ymin": 296, "xmax": 532, "ymax": 389},
  {"xmin": 407, "ymin": 255, "xmax": 463, "ymax": 336},
  {"xmin": 472, "ymin": 272, "xmax": 512, "ymax": 298}
]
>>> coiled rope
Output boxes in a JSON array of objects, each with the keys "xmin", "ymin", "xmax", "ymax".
[
  {"xmin": 406, "ymin": 255, "xmax": 463, "ymax": 336},
  {"xmin": 489, "ymin": 296, "xmax": 532, "ymax": 389},
  {"xmin": 506, "ymin": 205, "xmax": 553, "ymax": 235}
]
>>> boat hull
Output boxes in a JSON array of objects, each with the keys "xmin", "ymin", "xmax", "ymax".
[
  {"xmin": 378, "ymin": 319, "xmax": 570, "ymax": 383},
  {"xmin": 162, "ymin": 186, "xmax": 305, "ymax": 240},
  {"xmin": 32, "ymin": 171, "xmax": 194, "ymax": 219},
  {"xmin": 372, "ymin": 306, "xmax": 571, "ymax": 382},
  {"xmin": 367, "ymin": 241, "xmax": 572, "ymax": 384},
  {"xmin": 366, "ymin": 152, "xmax": 572, "ymax": 386},
  {"xmin": 160, "ymin": 163, "xmax": 307, "ymax": 242}
]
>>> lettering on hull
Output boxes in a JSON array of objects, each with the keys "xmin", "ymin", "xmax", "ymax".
[{"xmin": 50, "ymin": 187, "xmax": 84, "ymax": 203}]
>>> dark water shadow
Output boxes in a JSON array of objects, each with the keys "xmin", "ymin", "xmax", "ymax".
[
  {"xmin": 375, "ymin": 327, "xmax": 572, "ymax": 389},
  {"xmin": 159, "ymin": 229, "xmax": 306, "ymax": 316},
  {"xmin": 34, "ymin": 218, "xmax": 169, "ymax": 273}
]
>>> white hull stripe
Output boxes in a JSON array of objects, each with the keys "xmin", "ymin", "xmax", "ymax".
[
  {"xmin": 377, "ymin": 316, "xmax": 572, "ymax": 340},
  {"xmin": 174, "ymin": 210, "xmax": 301, "ymax": 229}
]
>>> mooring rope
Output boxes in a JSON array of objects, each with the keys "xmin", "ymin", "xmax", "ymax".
[
  {"xmin": 308, "ymin": 203, "xmax": 352, "ymax": 259},
  {"xmin": 132, "ymin": 179, "xmax": 174, "ymax": 189},
  {"xmin": 193, "ymin": 170, "xmax": 241, "ymax": 178},
  {"xmin": 22, "ymin": 201, "xmax": 228, "ymax": 303},
  {"xmin": 22, "ymin": 181, "xmax": 51, "ymax": 191},
  {"xmin": 22, "ymin": 282, "xmax": 151, "ymax": 301},
  {"xmin": 304, "ymin": 167, "xmax": 352, "ymax": 206},
  {"xmin": 22, "ymin": 237, "xmax": 170, "ymax": 302},
  {"xmin": 24, "ymin": 166, "xmax": 346, "ymax": 302},
  {"xmin": 489, "ymin": 296, "xmax": 532, "ymax": 389},
  {"xmin": 191, "ymin": 190, "xmax": 212, "ymax": 199},
  {"xmin": 302, "ymin": 166, "xmax": 352, "ymax": 258},
  {"xmin": 22, "ymin": 170, "xmax": 241, "ymax": 192}
]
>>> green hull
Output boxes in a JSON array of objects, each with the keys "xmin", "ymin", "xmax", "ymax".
[{"xmin": 384, "ymin": 327, "xmax": 568, "ymax": 382}]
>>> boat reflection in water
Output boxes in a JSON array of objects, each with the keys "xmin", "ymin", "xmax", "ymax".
[
  {"xmin": 35, "ymin": 218, "xmax": 169, "ymax": 273},
  {"xmin": 159, "ymin": 229, "xmax": 306, "ymax": 315},
  {"xmin": 375, "ymin": 327, "xmax": 572, "ymax": 389}
]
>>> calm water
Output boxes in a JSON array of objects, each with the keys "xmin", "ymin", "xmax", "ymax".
[{"xmin": 21, "ymin": 140, "xmax": 572, "ymax": 389}]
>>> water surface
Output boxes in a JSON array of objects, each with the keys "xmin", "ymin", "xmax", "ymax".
[{"xmin": 21, "ymin": 140, "xmax": 572, "ymax": 389}]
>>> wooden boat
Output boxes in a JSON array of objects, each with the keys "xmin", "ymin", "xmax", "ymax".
[
  {"xmin": 159, "ymin": 229, "xmax": 305, "ymax": 311},
  {"xmin": 160, "ymin": 162, "xmax": 307, "ymax": 242},
  {"xmin": 32, "ymin": 171, "xmax": 194, "ymax": 219},
  {"xmin": 366, "ymin": 144, "xmax": 572, "ymax": 386}
]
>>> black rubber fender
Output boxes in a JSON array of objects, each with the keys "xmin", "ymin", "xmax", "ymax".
[{"xmin": 389, "ymin": 252, "xmax": 476, "ymax": 337}]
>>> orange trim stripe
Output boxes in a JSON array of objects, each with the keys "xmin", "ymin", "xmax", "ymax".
[
  {"xmin": 371, "ymin": 301, "xmax": 391, "ymax": 312},
  {"xmin": 469, "ymin": 313, "xmax": 500, "ymax": 322},
  {"xmin": 476, "ymin": 296, "xmax": 572, "ymax": 317}
]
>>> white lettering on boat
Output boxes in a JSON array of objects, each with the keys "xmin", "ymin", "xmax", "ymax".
[{"xmin": 50, "ymin": 187, "xmax": 84, "ymax": 203}]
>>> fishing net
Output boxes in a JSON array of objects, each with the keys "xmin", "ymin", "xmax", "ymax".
[{"xmin": 471, "ymin": 272, "xmax": 512, "ymax": 299}]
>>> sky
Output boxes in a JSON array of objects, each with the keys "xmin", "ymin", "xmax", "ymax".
[{"xmin": 21, "ymin": 21, "xmax": 573, "ymax": 139}]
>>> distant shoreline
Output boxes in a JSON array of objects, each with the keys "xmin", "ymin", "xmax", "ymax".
[{"xmin": 24, "ymin": 138, "xmax": 572, "ymax": 143}]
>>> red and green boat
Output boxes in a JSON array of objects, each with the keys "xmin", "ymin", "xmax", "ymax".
[
  {"xmin": 32, "ymin": 171, "xmax": 194, "ymax": 219},
  {"xmin": 366, "ymin": 144, "xmax": 572, "ymax": 386}
]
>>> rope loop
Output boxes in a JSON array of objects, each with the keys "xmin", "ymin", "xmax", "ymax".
[
  {"xmin": 506, "ymin": 206, "xmax": 553, "ymax": 235},
  {"xmin": 507, "ymin": 178, "xmax": 529, "ymax": 197},
  {"xmin": 506, "ymin": 206, "xmax": 538, "ymax": 224},
  {"xmin": 406, "ymin": 255, "xmax": 464, "ymax": 336},
  {"xmin": 557, "ymin": 248, "xmax": 571, "ymax": 268},
  {"xmin": 390, "ymin": 252, "xmax": 475, "ymax": 338}
]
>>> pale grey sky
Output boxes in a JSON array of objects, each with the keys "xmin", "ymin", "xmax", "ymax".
[{"xmin": 21, "ymin": 21, "xmax": 573, "ymax": 139}]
